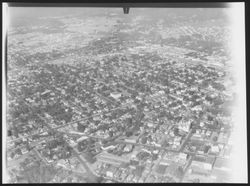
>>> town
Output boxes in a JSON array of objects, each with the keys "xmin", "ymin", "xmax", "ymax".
[{"xmin": 6, "ymin": 8, "xmax": 235, "ymax": 183}]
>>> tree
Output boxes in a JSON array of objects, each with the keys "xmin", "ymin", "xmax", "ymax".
[
  {"xmin": 77, "ymin": 141, "xmax": 87, "ymax": 152},
  {"xmin": 212, "ymin": 136, "xmax": 218, "ymax": 142},
  {"xmin": 47, "ymin": 140, "xmax": 58, "ymax": 149},
  {"xmin": 15, "ymin": 148, "xmax": 22, "ymax": 155},
  {"xmin": 102, "ymin": 139, "xmax": 108, "ymax": 145},
  {"xmin": 125, "ymin": 131, "xmax": 133, "ymax": 137},
  {"xmin": 207, "ymin": 115, "xmax": 213, "ymax": 121},
  {"xmin": 204, "ymin": 145, "xmax": 210, "ymax": 153},
  {"xmin": 108, "ymin": 131, "xmax": 114, "ymax": 137},
  {"xmin": 161, "ymin": 139, "xmax": 170, "ymax": 148},
  {"xmin": 174, "ymin": 128, "xmax": 179, "ymax": 136},
  {"xmin": 152, "ymin": 153, "xmax": 158, "ymax": 161},
  {"xmin": 13, "ymin": 127, "xmax": 19, "ymax": 138},
  {"xmin": 61, "ymin": 148, "xmax": 72, "ymax": 159},
  {"xmin": 205, "ymin": 95, "xmax": 213, "ymax": 102},
  {"xmin": 64, "ymin": 112, "xmax": 73, "ymax": 123},
  {"xmin": 48, "ymin": 130, "xmax": 56, "ymax": 136},
  {"xmin": 198, "ymin": 111, "xmax": 204, "ymax": 118},
  {"xmin": 141, "ymin": 137, "xmax": 147, "ymax": 144},
  {"xmin": 10, "ymin": 152, "xmax": 15, "ymax": 159},
  {"xmin": 159, "ymin": 110, "xmax": 167, "ymax": 118},
  {"xmin": 77, "ymin": 123, "xmax": 86, "ymax": 132}
]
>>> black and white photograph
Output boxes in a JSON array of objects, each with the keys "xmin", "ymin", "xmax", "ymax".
[{"xmin": 2, "ymin": 2, "xmax": 247, "ymax": 183}]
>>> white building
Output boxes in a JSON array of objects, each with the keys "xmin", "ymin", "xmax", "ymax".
[{"xmin": 110, "ymin": 92, "xmax": 122, "ymax": 99}]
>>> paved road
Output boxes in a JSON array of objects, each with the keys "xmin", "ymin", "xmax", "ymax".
[
  {"xmin": 178, "ymin": 130, "xmax": 194, "ymax": 152},
  {"xmin": 7, "ymin": 98, "xmax": 131, "ymax": 144},
  {"xmin": 37, "ymin": 115, "xmax": 100, "ymax": 183},
  {"xmin": 65, "ymin": 131, "xmax": 228, "ymax": 159},
  {"xmin": 8, "ymin": 99, "xmax": 100, "ymax": 183},
  {"xmin": 32, "ymin": 148, "xmax": 49, "ymax": 165}
]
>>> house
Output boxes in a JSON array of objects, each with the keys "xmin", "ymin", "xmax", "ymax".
[
  {"xmin": 124, "ymin": 144, "xmax": 134, "ymax": 152},
  {"xmin": 101, "ymin": 145, "xmax": 117, "ymax": 151},
  {"xmin": 125, "ymin": 136, "xmax": 138, "ymax": 143},
  {"xmin": 190, "ymin": 163, "xmax": 210, "ymax": 175},
  {"xmin": 178, "ymin": 122, "xmax": 190, "ymax": 133},
  {"xmin": 141, "ymin": 148, "xmax": 151, "ymax": 154},
  {"xmin": 46, "ymin": 157, "xmax": 54, "ymax": 163},
  {"xmin": 160, "ymin": 159, "xmax": 171, "ymax": 166},
  {"xmin": 76, "ymin": 136, "xmax": 89, "ymax": 143},
  {"xmin": 41, "ymin": 89, "xmax": 51, "ymax": 96},
  {"xmin": 147, "ymin": 123, "xmax": 154, "ymax": 128},
  {"xmin": 110, "ymin": 92, "xmax": 122, "ymax": 100},
  {"xmin": 192, "ymin": 105, "xmax": 202, "ymax": 111},
  {"xmin": 178, "ymin": 153, "xmax": 188, "ymax": 161},
  {"xmin": 210, "ymin": 145, "xmax": 220, "ymax": 154},
  {"xmin": 21, "ymin": 147, "xmax": 28, "ymax": 154}
]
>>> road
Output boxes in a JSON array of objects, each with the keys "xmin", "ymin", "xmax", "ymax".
[
  {"xmin": 45, "ymin": 65, "xmax": 119, "ymax": 107},
  {"xmin": 7, "ymin": 97, "xmax": 131, "ymax": 144},
  {"xmin": 64, "ymin": 131, "xmax": 228, "ymax": 159},
  {"xmin": 36, "ymin": 115, "xmax": 100, "ymax": 183},
  {"xmin": 8, "ymin": 61, "xmax": 229, "ymax": 181},
  {"xmin": 32, "ymin": 148, "xmax": 49, "ymax": 165},
  {"xmin": 8, "ymin": 99, "xmax": 101, "ymax": 183},
  {"xmin": 178, "ymin": 130, "xmax": 194, "ymax": 152},
  {"xmin": 62, "ymin": 131, "xmax": 180, "ymax": 153}
]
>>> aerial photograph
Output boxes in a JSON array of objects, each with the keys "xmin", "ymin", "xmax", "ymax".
[{"xmin": 3, "ymin": 4, "xmax": 247, "ymax": 183}]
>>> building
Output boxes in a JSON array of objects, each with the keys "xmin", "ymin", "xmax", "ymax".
[
  {"xmin": 76, "ymin": 136, "xmax": 89, "ymax": 143},
  {"xmin": 190, "ymin": 156, "xmax": 215, "ymax": 174},
  {"xmin": 210, "ymin": 145, "xmax": 220, "ymax": 154},
  {"xmin": 96, "ymin": 152, "xmax": 130, "ymax": 166},
  {"xmin": 124, "ymin": 144, "xmax": 134, "ymax": 152},
  {"xmin": 110, "ymin": 92, "xmax": 122, "ymax": 100},
  {"xmin": 106, "ymin": 166, "xmax": 117, "ymax": 178},
  {"xmin": 125, "ymin": 136, "xmax": 138, "ymax": 143},
  {"xmin": 101, "ymin": 145, "xmax": 117, "ymax": 151}
]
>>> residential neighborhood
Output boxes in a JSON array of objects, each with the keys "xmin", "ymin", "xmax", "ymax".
[{"xmin": 6, "ymin": 7, "xmax": 236, "ymax": 183}]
